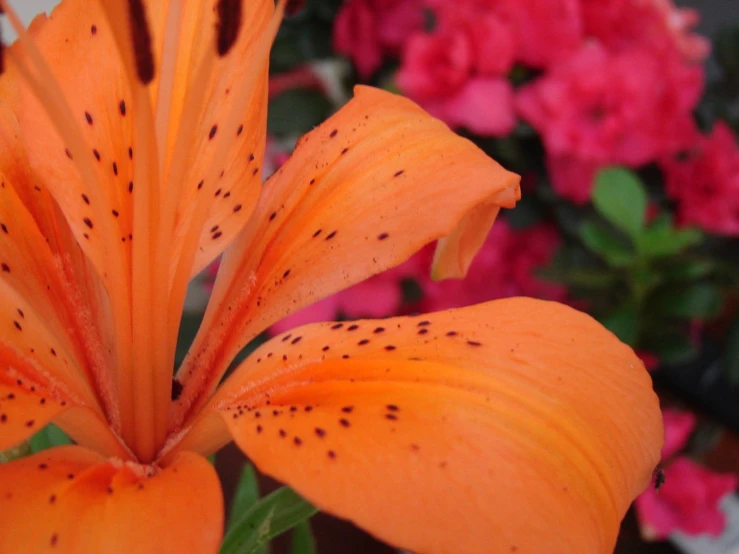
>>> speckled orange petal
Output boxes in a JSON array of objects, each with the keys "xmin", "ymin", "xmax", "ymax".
[
  {"xmin": 173, "ymin": 86, "xmax": 520, "ymax": 427},
  {"xmin": 11, "ymin": 1, "xmax": 134, "ymax": 290},
  {"xmin": 199, "ymin": 298, "xmax": 661, "ymax": 554},
  {"xmin": 155, "ymin": 0, "xmax": 275, "ymax": 277},
  {"xmin": 0, "ymin": 446, "xmax": 223, "ymax": 554}
]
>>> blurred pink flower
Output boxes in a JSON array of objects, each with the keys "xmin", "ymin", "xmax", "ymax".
[
  {"xmin": 635, "ymin": 457, "xmax": 738, "ymax": 540},
  {"xmin": 415, "ymin": 220, "xmax": 566, "ymax": 312},
  {"xmin": 661, "ymin": 408, "xmax": 697, "ymax": 459},
  {"xmin": 397, "ymin": 28, "xmax": 473, "ymax": 100},
  {"xmin": 581, "ymin": 0, "xmax": 710, "ymax": 62},
  {"xmin": 333, "ymin": 0, "xmax": 425, "ymax": 79},
  {"xmin": 662, "ymin": 122, "xmax": 739, "ymax": 236},
  {"xmin": 423, "ymin": 77, "xmax": 516, "ymax": 137},
  {"xmin": 517, "ymin": 43, "xmax": 703, "ymax": 203},
  {"xmin": 504, "ymin": 0, "xmax": 583, "ymax": 68},
  {"xmin": 396, "ymin": 23, "xmax": 515, "ymax": 136}
]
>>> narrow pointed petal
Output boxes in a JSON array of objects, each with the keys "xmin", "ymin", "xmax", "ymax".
[
  {"xmin": 0, "ymin": 446, "xmax": 223, "ymax": 554},
  {"xmin": 174, "ymin": 86, "xmax": 520, "ymax": 425},
  {"xmin": 11, "ymin": 1, "xmax": 135, "ymax": 288},
  {"xmin": 202, "ymin": 298, "xmax": 661, "ymax": 554}
]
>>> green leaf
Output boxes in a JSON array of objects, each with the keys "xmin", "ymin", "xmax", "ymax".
[
  {"xmin": 661, "ymin": 259, "xmax": 716, "ymax": 281},
  {"xmin": 592, "ymin": 167, "xmax": 647, "ymax": 238},
  {"xmin": 268, "ymin": 89, "xmax": 333, "ymax": 137},
  {"xmin": 0, "ymin": 441, "xmax": 31, "ymax": 463},
  {"xmin": 29, "ymin": 424, "xmax": 71, "ymax": 453},
  {"xmin": 599, "ymin": 304, "xmax": 640, "ymax": 346},
  {"xmin": 579, "ymin": 220, "xmax": 634, "ymax": 267},
  {"xmin": 228, "ymin": 464, "xmax": 262, "ymax": 529},
  {"xmin": 652, "ymin": 283, "xmax": 724, "ymax": 320},
  {"xmin": 290, "ymin": 521, "xmax": 316, "ymax": 554},
  {"xmin": 220, "ymin": 487, "xmax": 317, "ymax": 554},
  {"xmin": 635, "ymin": 216, "xmax": 703, "ymax": 258}
]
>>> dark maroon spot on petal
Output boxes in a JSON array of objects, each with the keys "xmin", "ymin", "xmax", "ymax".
[
  {"xmin": 171, "ymin": 378, "xmax": 183, "ymax": 401},
  {"xmin": 358, "ymin": 339, "xmax": 370, "ymax": 346},
  {"xmin": 14, "ymin": 321, "xmax": 22, "ymax": 331},
  {"xmin": 467, "ymin": 340, "xmax": 482, "ymax": 347},
  {"xmin": 418, "ymin": 321, "xmax": 430, "ymax": 327},
  {"xmin": 281, "ymin": 334, "xmax": 292, "ymax": 342},
  {"xmin": 269, "ymin": 212, "xmax": 277, "ymax": 221},
  {"xmin": 49, "ymin": 494, "xmax": 56, "ymax": 504},
  {"xmin": 327, "ymin": 450, "xmax": 336, "ymax": 459},
  {"xmin": 325, "ymin": 231, "xmax": 337, "ymax": 240},
  {"xmin": 208, "ymin": 124, "xmax": 218, "ymax": 140},
  {"xmin": 233, "ymin": 204, "xmax": 242, "ymax": 212},
  {"xmin": 65, "ymin": 148, "xmax": 73, "ymax": 160},
  {"xmin": 279, "ymin": 429, "xmax": 287, "ymax": 438},
  {"xmin": 293, "ymin": 437, "xmax": 302, "ymax": 446},
  {"xmin": 309, "ymin": 178, "xmax": 315, "ymax": 185},
  {"xmin": 91, "ymin": 25, "xmax": 97, "ymax": 35},
  {"xmin": 84, "ymin": 111, "xmax": 93, "ymax": 125},
  {"xmin": 339, "ymin": 418, "xmax": 350, "ymax": 427},
  {"xmin": 128, "ymin": 181, "xmax": 134, "ymax": 193},
  {"xmin": 0, "ymin": 223, "xmax": 7, "ymax": 234},
  {"xmin": 216, "ymin": 0, "xmax": 243, "ymax": 56},
  {"xmin": 237, "ymin": 124, "xmax": 243, "ymax": 136},
  {"xmin": 347, "ymin": 324, "xmax": 359, "ymax": 331},
  {"xmin": 93, "ymin": 149, "xmax": 101, "ymax": 161},
  {"xmin": 341, "ymin": 406, "xmax": 353, "ymax": 413},
  {"xmin": 291, "ymin": 336, "xmax": 302, "ymax": 345},
  {"xmin": 341, "ymin": 354, "xmax": 350, "ymax": 359},
  {"xmin": 329, "ymin": 129, "xmax": 338, "ymax": 138},
  {"xmin": 384, "ymin": 345, "xmax": 396, "ymax": 351},
  {"xmin": 330, "ymin": 323, "xmax": 343, "ymax": 330},
  {"xmin": 39, "ymin": 463, "xmax": 48, "ymax": 470},
  {"xmin": 212, "ymin": 231, "xmax": 223, "ymax": 239},
  {"xmin": 283, "ymin": 269, "xmax": 291, "ymax": 278},
  {"xmin": 83, "ymin": 218, "xmax": 94, "ymax": 229},
  {"xmin": 120, "ymin": 100, "xmax": 127, "ymax": 116},
  {"xmin": 25, "ymin": 420, "xmax": 35, "ymax": 427},
  {"xmin": 256, "ymin": 425, "xmax": 262, "ymax": 433},
  {"xmin": 341, "ymin": 148, "xmax": 349, "ymax": 155},
  {"xmin": 377, "ymin": 233, "xmax": 389, "ymax": 240},
  {"xmin": 394, "ymin": 170, "xmax": 404, "ymax": 177},
  {"xmin": 50, "ymin": 533, "xmax": 58, "ymax": 547},
  {"xmin": 417, "ymin": 328, "xmax": 428, "ymax": 335},
  {"xmin": 312, "ymin": 229, "xmax": 322, "ymax": 238},
  {"xmin": 248, "ymin": 153, "xmax": 255, "ymax": 161},
  {"xmin": 446, "ymin": 331, "xmax": 458, "ymax": 337},
  {"xmin": 385, "ymin": 413, "xmax": 398, "ymax": 421},
  {"xmin": 1, "ymin": 263, "xmax": 10, "ymax": 273},
  {"xmin": 112, "ymin": 209, "xmax": 119, "ymax": 217},
  {"xmin": 322, "ymin": 345, "xmax": 330, "ymax": 352},
  {"xmin": 373, "ymin": 327, "xmax": 385, "ymax": 334},
  {"xmin": 305, "ymin": 406, "xmax": 313, "ymax": 412},
  {"xmin": 386, "ymin": 404, "xmax": 399, "ymax": 411},
  {"xmin": 127, "ymin": 0, "xmax": 156, "ymax": 83},
  {"xmin": 128, "ymin": 147, "xmax": 133, "ymax": 159}
]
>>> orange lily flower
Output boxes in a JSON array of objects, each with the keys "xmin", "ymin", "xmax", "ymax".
[{"xmin": 0, "ymin": 0, "xmax": 662, "ymax": 552}]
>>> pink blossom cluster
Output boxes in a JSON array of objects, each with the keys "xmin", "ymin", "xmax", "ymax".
[
  {"xmin": 635, "ymin": 408, "xmax": 738, "ymax": 540},
  {"xmin": 334, "ymin": 0, "xmax": 739, "ymax": 235}
]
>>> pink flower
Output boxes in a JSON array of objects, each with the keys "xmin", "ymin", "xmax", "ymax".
[
  {"xmin": 333, "ymin": 0, "xmax": 425, "ymax": 79},
  {"xmin": 635, "ymin": 457, "xmax": 738, "ymax": 540},
  {"xmin": 423, "ymin": 77, "xmax": 516, "ymax": 137},
  {"xmin": 396, "ymin": 22, "xmax": 516, "ymax": 136},
  {"xmin": 662, "ymin": 122, "xmax": 739, "ymax": 236},
  {"xmin": 581, "ymin": 0, "xmax": 710, "ymax": 62},
  {"xmin": 504, "ymin": 0, "xmax": 583, "ymax": 68},
  {"xmin": 661, "ymin": 409, "xmax": 696, "ymax": 459},
  {"xmin": 636, "ymin": 350, "xmax": 660, "ymax": 372},
  {"xmin": 517, "ymin": 43, "xmax": 703, "ymax": 203},
  {"xmin": 414, "ymin": 220, "xmax": 566, "ymax": 312},
  {"xmin": 397, "ymin": 28, "xmax": 473, "ymax": 100}
]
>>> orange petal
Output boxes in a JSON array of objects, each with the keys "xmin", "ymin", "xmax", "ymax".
[
  {"xmin": 0, "ymin": 446, "xmax": 223, "ymax": 553},
  {"xmin": 174, "ymin": 86, "xmax": 520, "ymax": 426},
  {"xmin": 203, "ymin": 298, "xmax": 661, "ymax": 554},
  {"xmin": 0, "ymin": 382, "xmax": 66, "ymax": 450}
]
